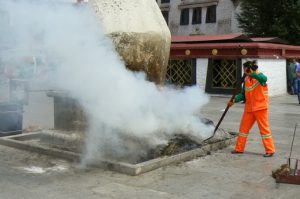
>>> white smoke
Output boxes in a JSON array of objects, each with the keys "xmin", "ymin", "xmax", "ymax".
[{"xmin": 0, "ymin": 0, "xmax": 213, "ymax": 163}]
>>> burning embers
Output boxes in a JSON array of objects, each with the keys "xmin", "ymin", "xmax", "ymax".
[
  {"xmin": 155, "ymin": 134, "xmax": 202, "ymax": 157},
  {"xmin": 146, "ymin": 129, "xmax": 234, "ymax": 163},
  {"xmin": 87, "ymin": 118, "xmax": 234, "ymax": 164}
]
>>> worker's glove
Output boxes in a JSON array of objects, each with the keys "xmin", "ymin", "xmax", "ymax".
[{"xmin": 227, "ymin": 99, "xmax": 234, "ymax": 107}]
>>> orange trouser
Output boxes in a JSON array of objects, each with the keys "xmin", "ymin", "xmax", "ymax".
[{"xmin": 235, "ymin": 109, "xmax": 275, "ymax": 154}]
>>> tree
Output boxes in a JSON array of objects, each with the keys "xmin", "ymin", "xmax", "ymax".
[{"xmin": 237, "ymin": 0, "xmax": 300, "ymax": 45}]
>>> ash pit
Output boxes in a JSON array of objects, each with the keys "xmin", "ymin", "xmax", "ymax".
[
  {"xmin": 129, "ymin": 118, "xmax": 234, "ymax": 164},
  {"xmin": 6, "ymin": 118, "xmax": 232, "ymax": 163},
  {"xmin": 122, "ymin": 128, "xmax": 235, "ymax": 164},
  {"xmin": 0, "ymin": 119, "xmax": 236, "ymax": 175}
]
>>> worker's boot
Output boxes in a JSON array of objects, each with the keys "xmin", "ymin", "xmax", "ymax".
[
  {"xmin": 231, "ymin": 150, "xmax": 243, "ymax": 154},
  {"xmin": 263, "ymin": 153, "xmax": 274, "ymax": 157}
]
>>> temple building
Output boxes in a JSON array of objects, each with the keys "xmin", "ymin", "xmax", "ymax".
[{"xmin": 167, "ymin": 33, "xmax": 300, "ymax": 96}]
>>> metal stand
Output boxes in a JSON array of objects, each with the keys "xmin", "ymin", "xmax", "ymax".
[{"xmin": 275, "ymin": 124, "xmax": 300, "ymax": 185}]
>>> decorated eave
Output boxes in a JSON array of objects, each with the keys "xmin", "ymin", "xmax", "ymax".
[{"xmin": 170, "ymin": 33, "xmax": 300, "ymax": 59}]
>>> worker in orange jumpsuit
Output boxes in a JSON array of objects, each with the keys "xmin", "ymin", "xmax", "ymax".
[{"xmin": 228, "ymin": 61, "xmax": 275, "ymax": 157}]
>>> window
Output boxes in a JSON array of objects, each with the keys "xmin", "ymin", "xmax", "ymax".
[
  {"xmin": 161, "ymin": 0, "xmax": 170, "ymax": 3},
  {"xmin": 161, "ymin": 10, "xmax": 169, "ymax": 24},
  {"xmin": 166, "ymin": 59, "xmax": 196, "ymax": 87},
  {"xmin": 192, "ymin": 7, "xmax": 201, "ymax": 24},
  {"xmin": 180, "ymin": 8, "xmax": 189, "ymax": 25},
  {"xmin": 206, "ymin": 5, "xmax": 216, "ymax": 23}
]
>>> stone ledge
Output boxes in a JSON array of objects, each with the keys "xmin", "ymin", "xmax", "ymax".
[{"xmin": 0, "ymin": 131, "xmax": 236, "ymax": 175}]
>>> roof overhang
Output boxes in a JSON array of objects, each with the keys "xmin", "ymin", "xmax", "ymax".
[
  {"xmin": 170, "ymin": 34, "xmax": 300, "ymax": 59},
  {"xmin": 172, "ymin": 33, "xmax": 251, "ymax": 43}
]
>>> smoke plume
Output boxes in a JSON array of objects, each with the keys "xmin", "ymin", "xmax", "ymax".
[{"xmin": 0, "ymin": 0, "xmax": 213, "ymax": 164}]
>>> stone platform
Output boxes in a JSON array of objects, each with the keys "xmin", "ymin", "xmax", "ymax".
[{"xmin": 0, "ymin": 130, "xmax": 236, "ymax": 175}]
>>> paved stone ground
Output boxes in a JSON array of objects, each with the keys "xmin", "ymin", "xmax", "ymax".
[{"xmin": 0, "ymin": 94, "xmax": 299, "ymax": 199}]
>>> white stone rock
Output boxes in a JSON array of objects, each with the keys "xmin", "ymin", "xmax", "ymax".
[{"xmin": 88, "ymin": 0, "xmax": 171, "ymax": 84}]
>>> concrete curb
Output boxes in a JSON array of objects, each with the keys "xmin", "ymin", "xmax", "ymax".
[{"xmin": 0, "ymin": 132, "xmax": 80, "ymax": 162}]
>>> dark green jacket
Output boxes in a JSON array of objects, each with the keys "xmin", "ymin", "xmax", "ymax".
[{"xmin": 288, "ymin": 64, "xmax": 297, "ymax": 79}]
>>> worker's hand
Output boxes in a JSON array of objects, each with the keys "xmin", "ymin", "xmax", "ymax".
[{"xmin": 228, "ymin": 99, "xmax": 234, "ymax": 107}]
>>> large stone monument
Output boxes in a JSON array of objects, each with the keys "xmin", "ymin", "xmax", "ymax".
[{"xmin": 89, "ymin": 0, "xmax": 171, "ymax": 84}]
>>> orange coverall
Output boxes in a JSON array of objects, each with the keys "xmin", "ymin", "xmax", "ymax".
[{"xmin": 234, "ymin": 72, "xmax": 275, "ymax": 154}]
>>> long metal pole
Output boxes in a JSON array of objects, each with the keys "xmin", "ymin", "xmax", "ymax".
[
  {"xmin": 204, "ymin": 73, "xmax": 246, "ymax": 142},
  {"xmin": 289, "ymin": 123, "xmax": 298, "ymax": 160}
]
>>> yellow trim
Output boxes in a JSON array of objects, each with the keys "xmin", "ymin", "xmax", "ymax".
[
  {"xmin": 239, "ymin": 132, "xmax": 249, "ymax": 137},
  {"xmin": 245, "ymin": 81, "xmax": 260, "ymax": 91},
  {"xmin": 261, "ymin": 134, "xmax": 272, "ymax": 139}
]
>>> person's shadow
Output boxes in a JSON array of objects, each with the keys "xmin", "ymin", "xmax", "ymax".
[{"xmin": 279, "ymin": 102, "xmax": 300, "ymax": 106}]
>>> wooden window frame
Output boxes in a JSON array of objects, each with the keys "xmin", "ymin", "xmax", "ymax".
[
  {"xmin": 161, "ymin": 10, "xmax": 169, "ymax": 24},
  {"xmin": 180, "ymin": 8, "xmax": 190, "ymax": 25},
  {"xmin": 206, "ymin": 5, "xmax": 216, "ymax": 23},
  {"xmin": 192, "ymin": 7, "xmax": 202, "ymax": 24},
  {"xmin": 161, "ymin": 0, "xmax": 170, "ymax": 4},
  {"xmin": 205, "ymin": 59, "xmax": 242, "ymax": 94}
]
